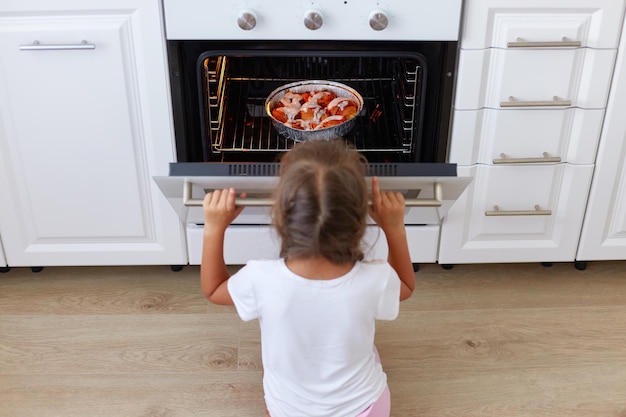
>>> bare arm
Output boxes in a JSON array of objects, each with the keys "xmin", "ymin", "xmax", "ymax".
[
  {"xmin": 369, "ymin": 176, "xmax": 415, "ymax": 301},
  {"xmin": 200, "ymin": 188, "xmax": 244, "ymax": 305}
]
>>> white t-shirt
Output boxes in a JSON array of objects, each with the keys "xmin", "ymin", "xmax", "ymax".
[{"xmin": 228, "ymin": 258, "xmax": 401, "ymax": 417}]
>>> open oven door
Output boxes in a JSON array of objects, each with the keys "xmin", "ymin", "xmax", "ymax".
[
  {"xmin": 154, "ymin": 162, "xmax": 470, "ymax": 264},
  {"xmin": 154, "ymin": 162, "xmax": 471, "ymax": 226}
]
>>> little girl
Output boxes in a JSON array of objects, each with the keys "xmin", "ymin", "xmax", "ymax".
[{"xmin": 201, "ymin": 139, "xmax": 415, "ymax": 417}]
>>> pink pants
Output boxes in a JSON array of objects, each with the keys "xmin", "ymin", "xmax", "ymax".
[
  {"xmin": 355, "ymin": 385, "xmax": 391, "ymax": 417},
  {"xmin": 355, "ymin": 346, "xmax": 391, "ymax": 417}
]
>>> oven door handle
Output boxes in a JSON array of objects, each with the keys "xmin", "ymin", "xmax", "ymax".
[
  {"xmin": 183, "ymin": 180, "xmax": 443, "ymax": 208},
  {"xmin": 399, "ymin": 182, "xmax": 443, "ymax": 207},
  {"xmin": 183, "ymin": 181, "xmax": 273, "ymax": 207}
]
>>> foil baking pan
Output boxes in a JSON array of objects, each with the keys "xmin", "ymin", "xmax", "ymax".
[{"xmin": 265, "ymin": 80, "xmax": 364, "ymax": 142}]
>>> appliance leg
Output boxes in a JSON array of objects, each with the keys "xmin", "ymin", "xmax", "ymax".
[
  {"xmin": 31, "ymin": 267, "xmax": 44, "ymax": 273},
  {"xmin": 0, "ymin": 267, "xmax": 10, "ymax": 273},
  {"xmin": 170, "ymin": 265, "xmax": 184, "ymax": 272},
  {"xmin": 440, "ymin": 264, "xmax": 454, "ymax": 270},
  {"xmin": 574, "ymin": 261, "xmax": 587, "ymax": 271},
  {"xmin": 412, "ymin": 263, "xmax": 419, "ymax": 272},
  {"xmin": 541, "ymin": 262, "xmax": 553, "ymax": 268}
]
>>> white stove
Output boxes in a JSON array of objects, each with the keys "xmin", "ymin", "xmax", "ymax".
[{"xmin": 156, "ymin": 0, "xmax": 471, "ymax": 265}]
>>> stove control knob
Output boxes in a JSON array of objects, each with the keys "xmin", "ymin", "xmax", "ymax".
[
  {"xmin": 237, "ymin": 10, "xmax": 257, "ymax": 31},
  {"xmin": 304, "ymin": 10, "xmax": 324, "ymax": 31},
  {"xmin": 369, "ymin": 10, "xmax": 389, "ymax": 31}
]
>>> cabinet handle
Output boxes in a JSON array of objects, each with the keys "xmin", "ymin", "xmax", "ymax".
[
  {"xmin": 183, "ymin": 181, "xmax": 443, "ymax": 207},
  {"xmin": 500, "ymin": 96, "xmax": 571, "ymax": 108},
  {"xmin": 507, "ymin": 37, "xmax": 582, "ymax": 48},
  {"xmin": 485, "ymin": 204, "xmax": 552, "ymax": 217},
  {"xmin": 19, "ymin": 40, "xmax": 96, "ymax": 51},
  {"xmin": 493, "ymin": 152, "xmax": 561, "ymax": 165}
]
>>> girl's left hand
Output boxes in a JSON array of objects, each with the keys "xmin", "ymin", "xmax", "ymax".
[{"xmin": 203, "ymin": 188, "xmax": 245, "ymax": 232}]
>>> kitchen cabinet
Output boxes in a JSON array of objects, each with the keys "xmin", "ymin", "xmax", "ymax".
[
  {"xmin": 0, "ymin": 0, "xmax": 186, "ymax": 266},
  {"xmin": 439, "ymin": 0, "xmax": 625, "ymax": 264},
  {"xmin": 577, "ymin": 19, "xmax": 626, "ymax": 261}
]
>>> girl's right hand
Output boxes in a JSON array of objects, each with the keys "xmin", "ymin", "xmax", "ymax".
[{"xmin": 369, "ymin": 176, "xmax": 406, "ymax": 235}]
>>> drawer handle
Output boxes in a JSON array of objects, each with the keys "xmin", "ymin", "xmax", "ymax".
[
  {"xmin": 19, "ymin": 40, "xmax": 96, "ymax": 51},
  {"xmin": 485, "ymin": 204, "xmax": 552, "ymax": 217},
  {"xmin": 500, "ymin": 96, "xmax": 572, "ymax": 108},
  {"xmin": 493, "ymin": 152, "xmax": 561, "ymax": 164},
  {"xmin": 507, "ymin": 37, "xmax": 582, "ymax": 48},
  {"xmin": 183, "ymin": 181, "xmax": 443, "ymax": 207}
]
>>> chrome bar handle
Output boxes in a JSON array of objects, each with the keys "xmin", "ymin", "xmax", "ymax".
[
  {"xmin": 183, "ymin": 181, "xmax": 443, "ymax": 208},
  {"xmin": 19, "ymin": 40, "xmax": 96, "ymax": 51},
  {"xmin": 493, "ymin": 152, "xmax": 562, "ymax": 165},
  {"xmin": 183, "ymin": 181, "xmax": 203, "ymax": 207},
  {"xmin": 485, "ymin": 204, "xmax": 552, "ymax": 217},
  {"xmin": 507, "ymin": 37, "xmax": 582, "ymax": 48},
  {"xmin": 500, "ymin": 96, "xmax": 572, "ymax": 108},
  {"xmin": 398, "ymin": 182, "xmax": 443, "ymax": 207},
  {"xmin": 183, "ymin": 181, "xmax": 272, "ymax": 207}
]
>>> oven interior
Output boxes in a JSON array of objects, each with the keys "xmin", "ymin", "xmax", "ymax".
[
  {"xmin": 168, "ymin": 41, "xmax": 457, "ymax": 165},
  {"xmin": 203, "ymin": 52, "xmax": 424, "ymax": 163}
]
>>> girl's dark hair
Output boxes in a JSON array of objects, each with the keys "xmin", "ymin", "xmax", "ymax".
[{"xmin": 272, "ymin": 139, "xmax": 369, "ymax": 264}]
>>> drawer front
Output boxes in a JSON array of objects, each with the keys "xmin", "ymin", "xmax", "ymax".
[
  {"xmin": 438, "ymin": 164, "xmax": 594, "ymax": 263},
  {"xmin": 450, "ymin": 108, "xmax": 604, "ymax": 165},
  {"xmin": 363, "ymin": 225, "xmax": 440, "ymax": 264},
  {"xmin": 186, "ymin": 224, "xmax": 440, "ymax": 265},
  {"xmin": 455, "ymin": 48, "xmax": 616, "ymax": 110},
  {"xmin": 186, "ymin": 225, "xmax": 280, "ymax": 265},
  {"xmin": 461, "ymin": 0, "xmax": 624, "ymax": 49}
]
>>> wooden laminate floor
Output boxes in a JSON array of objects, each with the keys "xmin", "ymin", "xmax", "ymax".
[{"xmin": 1, "ymin": 261, "xmax": 626, "ymax": 417}]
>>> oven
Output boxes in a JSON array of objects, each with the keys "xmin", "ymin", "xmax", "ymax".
[{"xmin": 154, "ymin": 0, "xmax": 471, "ymax": 265}]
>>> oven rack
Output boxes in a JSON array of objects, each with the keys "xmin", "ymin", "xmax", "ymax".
[{"xmin": 202, "ymin": 56, "xmax": 423, "ymax": 159}]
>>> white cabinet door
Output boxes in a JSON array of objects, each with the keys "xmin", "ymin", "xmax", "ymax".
[
  {"xmin": 439, "ymin": 164, "xmax": 594, "ymax": 263},
  {"xmin": 577, "ymin": 21, "xmax": 626, "ymax": 261},
  {"xmin": 0, "ymin": 0, "xmax": 186, "ymax": 266}
]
